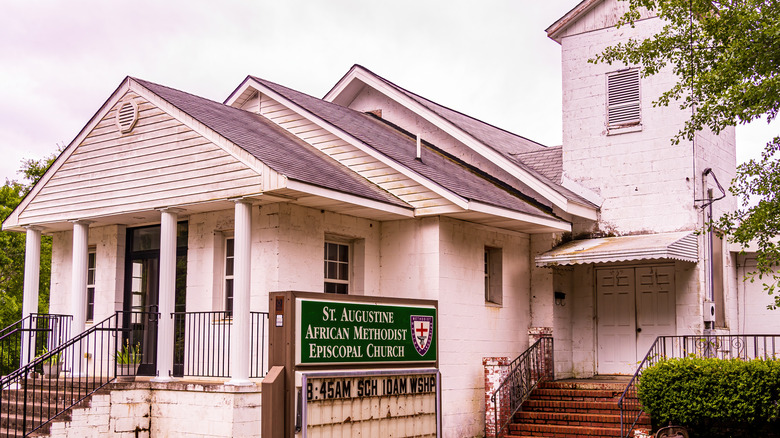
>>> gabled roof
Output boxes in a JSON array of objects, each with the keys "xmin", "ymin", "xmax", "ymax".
[
  {"xmin": 323, "ymin": 65, "xmax": 599, "ymax": 219},
  {"xmin": 249, "ymin": 76, "xmax": 561, "ymax": 222},
  {"xmin": 133, "ymin": 79, "xmax": 407, "ymax": 209}
]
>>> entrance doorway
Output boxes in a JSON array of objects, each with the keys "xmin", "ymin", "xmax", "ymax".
[
  {"xmin": 596, "ymin": 265, "xmax": 675, "ymax": 374},
  {"xmin": 123, "ymin": 223, "xmax": 188, "ymax": 376}
]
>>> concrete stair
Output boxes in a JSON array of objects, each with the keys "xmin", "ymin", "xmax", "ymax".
[
  {"xmin": 506, "ymin": 379, "xmax": 650, "ymax": 438},
  {"xmin": 1, "ymin": 377, "xmax": 104, "ymax": 437}
]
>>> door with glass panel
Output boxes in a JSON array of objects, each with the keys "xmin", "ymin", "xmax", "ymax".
[{"xmin": 123, "ymin": 224, "xmax": 187, "ymax": 376}]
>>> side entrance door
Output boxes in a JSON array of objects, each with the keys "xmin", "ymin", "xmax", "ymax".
[{"xmin": 596, "ymin": 265, "xmax": 675, "ymax": 374}]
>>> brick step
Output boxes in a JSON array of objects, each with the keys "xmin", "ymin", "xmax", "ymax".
[
  {"xmin": 514, "ymin": 411, "xmax": 649, "ymax": 428},
  {"xmin": 508, "ymin": 423, "xmax": 623, "ymax": 437},
  {"xmin": 521, "ymin": 399, "xmax": 640, "ymax": 415},
  {"xmin": 528, "ymin": 388, "xmax": 623, "ymax": 402},
  {"xmin": 539, "ymin": 380, "xmax": 629, "ymax": 392}
]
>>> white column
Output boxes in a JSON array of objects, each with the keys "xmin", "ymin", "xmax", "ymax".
[
  {"xmin": 70, "ymin": 220, "xmax": 90, "ymax": 376},
  {"xmin": 226, "ymin": 200, "xmax": 253, "ymax": 386},
  {"xmin": 20, "ymin": 226, "xmax": 41, "ymax": 366},
  {"xmin": 152, "ymin": 208, "xmax": 178, "ymax": 382}
]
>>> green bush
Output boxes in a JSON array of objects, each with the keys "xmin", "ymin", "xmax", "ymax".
[{"xmin": 638, "ymin": 357, "xmax": 780, "ymax": 437}]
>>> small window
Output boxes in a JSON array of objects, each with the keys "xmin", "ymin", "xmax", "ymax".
[
  {"xmin": 225, "ymin": 237, "xmax": 234, "ymax": 316},
  {"xmin": 607, "ymin": 69, "xmax": 641, "ymax": 128},
  {"xmin": 86, "ymin": 249, "xmax": 96, "ymax": 322},
  {"xmin": 324, "ymin": 241, "xmax": 349, "ymax": 294},
  {"xmin": 485, "ymin": 247, "xmax": 503, "ymax": 305}
]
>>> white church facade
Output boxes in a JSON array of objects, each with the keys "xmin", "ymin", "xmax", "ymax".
[{"xmin": 2, "ymin": 1, "xmax": 777, "ymax": 437}]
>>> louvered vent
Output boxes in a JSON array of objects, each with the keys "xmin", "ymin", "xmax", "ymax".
[
  {"xmin": 607, "ymin": 69, "xmax": 640, "ymax": 127},
  {"xmin": 116, "ymin": 101, "xmax": 139, "ymax": 133}
]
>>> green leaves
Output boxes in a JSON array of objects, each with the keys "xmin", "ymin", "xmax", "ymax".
[
  {"xmin": 594, "ymin": 0, "xmax": 780, "ymax": 307},
  {"xmin": 0, "ymin": 152, "xmax": 57, "ymax": 327},
  {"xmin": 593, "ymin": 0, "xmax": 780, "ymax": 142},
  {"xmin": 639, "ymin": 357, "xmax": 780, "ymax": 436}
]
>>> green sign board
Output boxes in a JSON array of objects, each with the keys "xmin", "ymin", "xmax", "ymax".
[{"xmin": 296, "ymin": 299, "xmax": 437, "ymax": 365}]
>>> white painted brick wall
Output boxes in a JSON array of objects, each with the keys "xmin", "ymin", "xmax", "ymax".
[{"xmin": 560, "ymin": 17, "xmax": 710, "ymax": 234}]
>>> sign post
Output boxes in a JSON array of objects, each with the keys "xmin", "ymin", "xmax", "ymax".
[{"xmin": 266, "ymin": 291, "xmax": 440, "ymax": 438}]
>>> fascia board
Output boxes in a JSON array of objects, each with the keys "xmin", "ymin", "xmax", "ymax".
[
  {"xmin": 223, "ymin": 76, "xmax": 255, "ymax": 108},
  {"xmin": 245, "ymin": 78, "xmax": 470, "ymax": 211},
  {"xmin": 332, "ymin": 68, "xmax": 580, "ymax": 215},
  {"xmin": 2, "ymin": 79, "xmax": 135, "ymax": 231},
  {"xmin": 468, "ymin": 201, "xmax": 572, "ymax": 232},
  {"xmin": 285, "ymin": 180, "xmax": 414, "ymax": 217},
  {"xmin": 545, "ymin": 0, "xmax": 601, "ymax": 42}
]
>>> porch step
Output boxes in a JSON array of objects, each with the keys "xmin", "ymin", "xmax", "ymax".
[
  {"xmin": 504, "ymin": 379, "xmax": 650, "ymax": 438},
  {"xmin": 0, "ymin": 377, "xmax": 104, "ymax": 437}
]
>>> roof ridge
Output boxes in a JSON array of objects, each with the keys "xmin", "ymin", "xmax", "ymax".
[{"xmin": 352, "ymin": 65, "xmax": 548, "ymax": 149}]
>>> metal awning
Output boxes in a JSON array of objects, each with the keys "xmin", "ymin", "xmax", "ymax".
[{"xmin": 535, "ymin": 231, "xmax": 698, "ymax": 267}]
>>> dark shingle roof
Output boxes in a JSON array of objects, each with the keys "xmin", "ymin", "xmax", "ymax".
[
  {"xmin": 513, "ymin": 146, "xmax": 563, "ymax": 183},
  {"xmin": 133, "ymin": 78, "xmax": 408, "ymax": 209},
  {"xmin": 252, "ymin": 76, "xmax": 560, "ymax": 220},
  {"xmin": 347, "ymin": 66, "xmax": 595, "ymax": 208}
]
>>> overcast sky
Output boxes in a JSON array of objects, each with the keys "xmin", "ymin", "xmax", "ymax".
[{"xmin": 0, "ymin": 0, "xmax": 775, "ymax": 184}]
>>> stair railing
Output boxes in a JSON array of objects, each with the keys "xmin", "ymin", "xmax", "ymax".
[
  {"xmin": 489, "ymin": 336, "xmax": 554, "ymax": 438},
  {"xmin": 0, "ymin": 311, "xmax": 155, "ymax": 437},
  {"xmin": 619, "ymin": 334, "xmax": 780, "ymax": 438},
  {"xmin": 0, "ymin": 313, "xmax": 72, "ymax": 376}
]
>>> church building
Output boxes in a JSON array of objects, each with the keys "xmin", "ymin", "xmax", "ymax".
[{"xmin": 2, "ymin": 1, "xmax": 776, "ymax": 437}]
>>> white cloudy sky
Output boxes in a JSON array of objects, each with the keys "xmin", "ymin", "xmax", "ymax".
[{"xmin": 0, "ymin": 0, "xmax": 775, "ymax": 184}]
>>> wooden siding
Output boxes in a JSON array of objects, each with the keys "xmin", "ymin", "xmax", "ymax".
[
  {"xmin": 256, "ymin": 94, "xmax": 452, "ymax": 212},
  {"xmin": 19, "ymin": 92, "xmax": 264, "ymax": 223},
  {"xmin": 556, "ymin": 0, "xmax": 655, "ymax": 39}
]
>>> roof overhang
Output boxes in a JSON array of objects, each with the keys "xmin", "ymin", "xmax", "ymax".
[{"xmin": 535, "ymin": 231, "xmax": 698, "ymax": 267}]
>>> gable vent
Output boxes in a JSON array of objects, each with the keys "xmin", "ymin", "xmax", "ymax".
[
  {"xmin": 115, "ymin": 101, "xmax": 139, "ymax": 133},
  {"xmin": 607, "ymin": 69, "xmax": 640, "ymax": 128}
]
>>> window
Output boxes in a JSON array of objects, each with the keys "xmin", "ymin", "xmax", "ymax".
[
  {"xmin": 485, "ymin": 247, "xmax": 503, "ymax": 305},
  {"xmin": 86, "ymin": 249, "xmax": 96, "ymax": 322},
  {"xmin": 224, "ymin": 237, "xmax": 234, "ymax": 316},
  {"xmin": 324, "ymin": 241, "xmax": 349, "ymax": 294},
  {"xmin": 607, "ymin": 69, "xmax": 641, "ymax": 129}
]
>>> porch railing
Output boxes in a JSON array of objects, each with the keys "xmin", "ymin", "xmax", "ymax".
[
  {"xmin": 0, "ymin": 313, "xmax": 72, "ymax": 376},
  {"xmin": 489, "ymin": 336, "xmax": 554, "ymax": 438},
  {"xmin": 172, "ymin": 311, "xmax": 270, "ymax": 378},
  {"xmin": 0, "ymin": 311, "xmax": 155, "ymax": 437},
  {"xmin": 619, "ymin": 334, "xmax": 780, "ymax": 437}
]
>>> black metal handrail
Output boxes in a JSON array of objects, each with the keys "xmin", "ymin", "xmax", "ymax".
[
  {"xmin": 0, "ymin": 313, "xmax": 72, "ymax": 376},
  {"xmin": 0, "ymin": 311, "xmax": 155, "ymax": 437},
  {"xmin": 489, "ymin": 336, "xmax": 554, "ymax": 438},
  {"xmin": 171, "ymin": 311, "xmax": 270, "ymax": 378},
  {"xmin": 619, "ymin": 334, "xmax": 780, "ymax": 437},
  {"xmin": 250, "ymin": 311, "xmax": 269, "ymax": 378}
]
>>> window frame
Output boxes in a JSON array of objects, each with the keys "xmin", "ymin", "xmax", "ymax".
[
  {"xmin": 606, "ymin": 68, "xmax": 642, "ymax": 132},
  {"xmin": 224, "ymin": 235, "xmax": 235, "ymax": 317},
  {"xmin": 86, "ymin": 248, "xmax": 96, "ymax": 322},
  {"xmin": 485, "ymin": 246, "xmax": 503, "ymax": 306},
  {"xmin": 324, "ymin": 240, "xmax": 350, "ymax": 294}
]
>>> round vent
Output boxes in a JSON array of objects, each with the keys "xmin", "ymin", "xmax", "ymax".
[{"xmin": 115, "ymin": 101, "xmax": 139, "ymax": 133}]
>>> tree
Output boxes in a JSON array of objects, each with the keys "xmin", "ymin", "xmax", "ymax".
[
  {"xmin": 592, "ymin": 0, "xmax": 780, "ymax": 308},
  {"xmin": 0, "ymin": 153, "xmax": 57, "ymax": 328}
]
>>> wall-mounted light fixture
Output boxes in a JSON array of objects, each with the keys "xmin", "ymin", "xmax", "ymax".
[{"xmin": 554, "ymin": 291, "xmax": 566, "ymax": 306}]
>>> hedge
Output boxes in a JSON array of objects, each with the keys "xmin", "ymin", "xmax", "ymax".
[{"xmin": 638, "ymin": 357, "xmax": 780, "ymax": 437}]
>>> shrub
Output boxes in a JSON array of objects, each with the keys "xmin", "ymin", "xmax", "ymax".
[{"xmin": 638, "ymin": 357, "xmax": 780, "ymax": 437}]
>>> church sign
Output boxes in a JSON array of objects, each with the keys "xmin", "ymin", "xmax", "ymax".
[{"xmin": 296, "ymin": 299, "xmax": 437, "ymax": 365}]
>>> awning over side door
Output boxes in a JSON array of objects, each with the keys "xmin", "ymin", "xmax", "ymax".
[{"xmin": 535, "ymin": 231, "xmax": 698, "ymax": 267}]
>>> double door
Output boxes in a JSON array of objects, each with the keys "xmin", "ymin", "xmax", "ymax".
[{"xmin": 596, "ymin": 265, "xmax": 676, "ymax": 374}]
